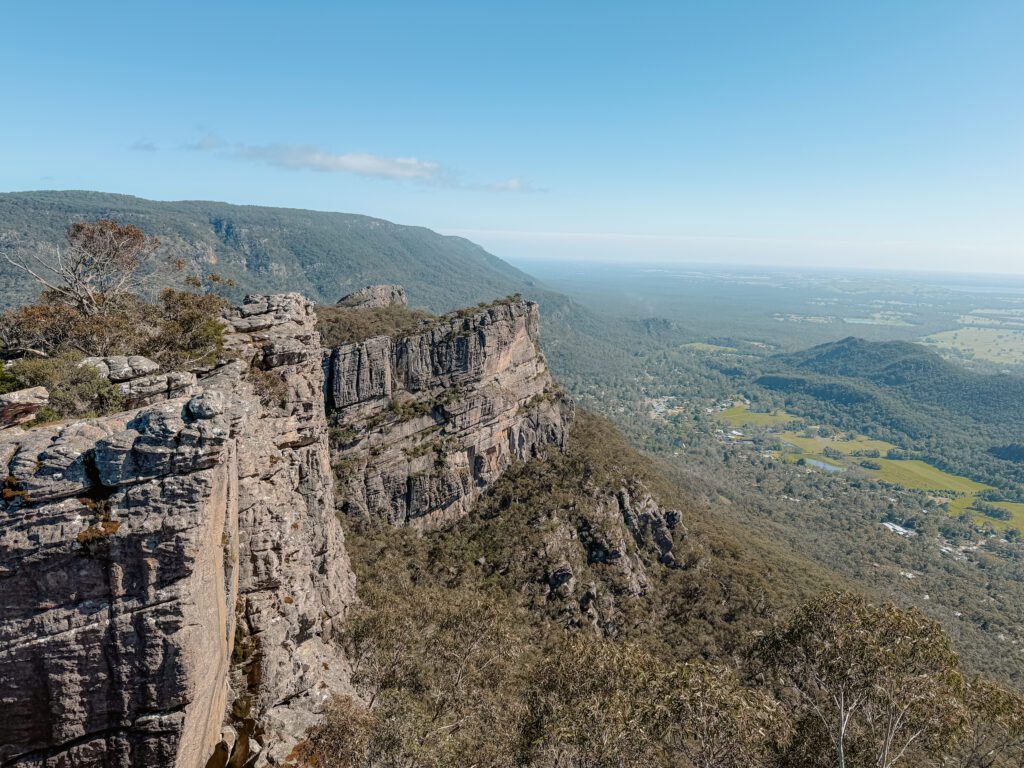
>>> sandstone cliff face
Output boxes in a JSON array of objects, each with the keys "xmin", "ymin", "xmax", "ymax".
[
  {"xmin": 326, "ymin": 299, "xmax": 572, "ymax": 528},
  {"xmin": 0, "ymin": 294, "xmax": 354, "ymax": 768}
]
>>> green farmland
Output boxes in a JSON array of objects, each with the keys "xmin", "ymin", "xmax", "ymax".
[{"xmin": 716, "ymin": 407, "xmax": 1023, "ymax": 534}]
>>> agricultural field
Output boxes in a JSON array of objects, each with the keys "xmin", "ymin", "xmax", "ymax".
[
  {"xmin": 717, "ymin": 404, "xmax": 799, "ymax": 428},
  {"xmin": 777, "ymin": 431, "xmax": 897, "ymax": 457},
  {"xmin": 714, "ymin": 408, "xmax": 1023, "ymax": 533},
  {"xmin": 924, "ymin": 326, "xmax": 1024, "ymax": 367},
  {"xmin": 993, "ymin": 502, "xmax": 1024, "ymax": 531}
]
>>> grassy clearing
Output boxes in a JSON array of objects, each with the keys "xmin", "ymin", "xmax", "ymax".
[
  {"xmin": 865, "ymin": 459, "xmax": 987, "ymax": 494},
  {"xmin": 924, "ymin": 327, "xmax": 1024, "ymax": 367},
  {"xmin": 777, "ymin": 432, "xmax": 897, "ymax": 456},
  {"xmin": 718, "ymin": 405, "xmax": 798, "ymax": 427},
  {"xmin": 774, "ymin": 429, "xmax": 1021, "ymax": 532},
  {"xmin": 986, "ymin": 502, "xmax": 1024, "ymax": 531},
  {"xmin": 718, "ymin": 406, "xmax": 1022, "ymax": 533}
]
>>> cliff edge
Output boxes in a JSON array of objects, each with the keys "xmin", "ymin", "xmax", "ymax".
[{"xmin": 0, "ymin": 294, "xmax": 354, "ymax": 768}]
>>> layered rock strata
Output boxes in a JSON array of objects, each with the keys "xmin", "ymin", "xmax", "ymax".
[
  {"xmin": 0, "ymin": 294, "xmax": 354, "ymax": 768},
  {"xmin": 327, "ymin": 299, "xmax": 572, "ymax": 528}
]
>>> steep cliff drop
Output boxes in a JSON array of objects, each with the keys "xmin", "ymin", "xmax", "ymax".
[
  {"xmin": 326, "ymin": 298, "xmax": 573, "ymax": 528},
  {"xmin": 0, "ymin": 295, "xmax": 354, "ymax": 768},
  {"xmin": 0, "ymin": 291, "xmax": 573, "ymax": 767}
]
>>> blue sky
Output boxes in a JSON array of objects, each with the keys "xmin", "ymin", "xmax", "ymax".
[{"xmin": 2, "ymin": 1, "xmax": 1022, "ymax": 272}]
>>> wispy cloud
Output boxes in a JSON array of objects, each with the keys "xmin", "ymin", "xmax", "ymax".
[
  {"xmin": 180, "ymin": 132, "xmax": 535, "ymax": 190},
  {"xmin": 184, "ymin": 134, "xmax": 222, "ymax": 151},
  {"xmin": 484, "ymin": 178, "xmax": 545, "ymax": 193},
  {"xmin": 130, "ymin": 140, "xmax": 158, "ymax": 152},
  {"xmin": 236, "ymin": 144, "xmax": 442, "ymax": 181}
]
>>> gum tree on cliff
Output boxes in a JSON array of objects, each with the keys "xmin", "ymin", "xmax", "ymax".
[{"xmin": 1, "ymin": 219, "xmax": 160, "ymax": 316}]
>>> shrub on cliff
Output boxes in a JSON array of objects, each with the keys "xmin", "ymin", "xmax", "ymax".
[
  {"xmin": 0, "ymin": 220, "xmax": 230, "ymax": 423},
  {"xmin": 315, "ymin": 303, "xmax": 435, "ymax": 346},
  {"xmin": 0, "ymin": 356, "xmax": 123, "ymax": 420}
]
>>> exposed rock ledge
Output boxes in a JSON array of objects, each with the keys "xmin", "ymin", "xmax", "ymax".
[
  {"xmin": 327, "ymin": 298, "xmax": 573, "ymax": 528},
  {"xmin": 337, "ymin": 284, "xmax": 407, "ymax": 310},
  {"xmin": 0, "ymin": 294, "xmax": 355, "ymax": 768}
]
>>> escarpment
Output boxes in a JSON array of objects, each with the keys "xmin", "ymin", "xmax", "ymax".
[
  {"xmin": 0, "ymin": 294, "xmax": 354, "ymax": 768},
  {"xmin": 0, "ymin": 289, "xmax": 574, "ymax": 766},
  {"xmin": 325, "ymin": 298, "xmax": 573, "ymax": 528}
]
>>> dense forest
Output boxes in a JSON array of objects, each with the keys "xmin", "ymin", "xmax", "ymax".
[{"xmin": 753, "ymin": 338, "xmax": 1024, "ymax": 488}]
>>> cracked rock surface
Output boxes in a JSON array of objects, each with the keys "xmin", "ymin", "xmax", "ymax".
[
  {"xmin": 327, "ymin": 299, "xmax": 573, "ymax": 528},
  {"xmin": 0, "ymin": 294, "xmax": 355, "ymax": 768}
]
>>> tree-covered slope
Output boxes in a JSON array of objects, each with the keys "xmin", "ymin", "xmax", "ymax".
[
  {"xmin": 0, "ymin": 190, "xmax": 540, "ymax": 312},
  {"xmin": 775, "ymin": 336, "xmax": 1024, "ymax": 424},
  {"xmin": 756, "ymin": 337, "xmax": 1024, "ymax": 488}
]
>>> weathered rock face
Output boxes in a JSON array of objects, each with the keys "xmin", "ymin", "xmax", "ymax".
[
  {"xmin": 537, "ymin": 483, "xmax": 683, "ymax": 632},
  {"xmin": 337, "ymin": 284, "xmax": 407, "ymax": 310},
  {"xmin": 0, "ymin": 294, "xmax": 355, "ymax": 768},
  {"xmin": 327, "ymin": 299, "xmax": 572, "ymax": 528}
]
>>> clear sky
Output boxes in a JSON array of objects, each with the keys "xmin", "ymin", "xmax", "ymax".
[{"xmin": 2, "ymin": 1, "xmax": 1022, "ymax": 272}]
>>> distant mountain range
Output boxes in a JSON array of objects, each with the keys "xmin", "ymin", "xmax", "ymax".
[
  {"xmin": 0, "ymin": 190, "xmax": 539, "ymax": 312},
  {"xmin": 0, "ymin": 190, "xmax": 631, "ymax": 395}
]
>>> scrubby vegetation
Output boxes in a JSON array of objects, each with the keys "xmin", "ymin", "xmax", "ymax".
[
  {"xmin": 315, "ymin": 304, "xmax": 437, "ymax": 346},
  {"xmin": 0, "ymin": 219, "xmax": 228, "ymax": 422},
  {"xmin": 304, "ymin": 413, "xmax": 1024, "ymax": 767},
  {"xmin": 316, "ymin": 294, "xmax": 528, "ymax": 347}
]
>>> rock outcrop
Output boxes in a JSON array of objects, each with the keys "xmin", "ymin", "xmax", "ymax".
[
  {"xmin": 326, "ymin": 298, "xmax": 572, "ymax": 528},
  {"xmin": 0, "ymin": 386, "xmax": 48, "ymax": 428},
  {"xmin": 536, "ymin": 483, "xmax": 683, "ymax": 631},
  {"xmin": 0, "ymin": 290, "xmax": 573, "ymax": 766},
  {"xmin": 0, "ymin": 294, "xmax": 354, "ymax": 767},
  {"xmin": 80, "ymin": 356, "xmax": 199, "ymax": 409},
  {"xmin": 337, "ymin": 284, "xmax": 407, "ymax": 310}
]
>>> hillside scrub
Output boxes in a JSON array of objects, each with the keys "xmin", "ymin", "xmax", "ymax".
[
  {"xmin": 313, "ymin": 411, "xmax": 1024, "ymax": 767},
  {"xmin": 315, "ymin": 304, "xmax": 436, "ymax": 346}
]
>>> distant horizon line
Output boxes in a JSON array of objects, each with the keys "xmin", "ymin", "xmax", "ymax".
[{"xmin": 3, "ymin": 188, "xmax": 1022, "ymax": 279}]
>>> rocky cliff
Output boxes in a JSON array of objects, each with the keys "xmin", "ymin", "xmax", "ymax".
[
  {"xmin": 0, "ymin": 294, "xmax": 354, "ymax": 768},
  {"xmin": 0, "ymin": 291, "xmax": 574, "ymax": 767},
  {"xmin": 326, "ymin": 298, "xmax": 572, "ymax": 528}
]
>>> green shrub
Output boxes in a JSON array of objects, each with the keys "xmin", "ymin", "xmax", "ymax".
[
  {"xmin": 3, "ymin": 355, "xmax": 124, "ymax": 422},
  {"xmin": 148, "ymin": 289, "xmax": 228, "ymax": 369},
  {"xmin": 315, "ymin": 304, "xmax": 436, "ymax": 346}
]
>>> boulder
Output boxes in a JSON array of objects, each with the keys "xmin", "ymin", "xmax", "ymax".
[
  {"xmin": 0, "ymin": 386, "xmax": 48, "ymax": 428},
  {"xmin": 337, "ymin": 284, "xmax": 408, "ymax": 310}
]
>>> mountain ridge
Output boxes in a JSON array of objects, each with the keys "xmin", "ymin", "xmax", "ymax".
[{"xmin": 0, "ymin": 190, "xmax": 539, "ymax": 312}]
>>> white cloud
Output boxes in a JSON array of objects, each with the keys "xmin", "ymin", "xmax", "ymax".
[
  {"xmin": 235, "ymin": 144, "xmax": 442, "ymax": 181},
  {"xmin": 182, "ymin": 133, "xmax": 533, "ymax": 189},
  {"xmin": 485, "ymin": 178, "xmax": 545, "ymax": 193}
]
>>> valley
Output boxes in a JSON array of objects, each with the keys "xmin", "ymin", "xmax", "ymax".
[
  {"xmin": 719, "ymin": 403, "xmax": 1024, "ymax": 531},
  {"xmin": 2, "ymin": 195, "xmax": 1022, "ymax": 765}
]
